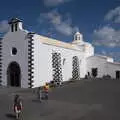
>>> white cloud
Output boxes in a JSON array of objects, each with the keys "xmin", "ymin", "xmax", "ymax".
[
  {"xmin": 74, "ymin": 26, "xmax": 80, "ymax": 32},
  {"xmin": 93, "ymin": 26, "xmax": 120, "ymax": 47},
  {"xmin": 108, "ymin": 52, "xmax": 120, "ymax": 62},
  {"xmin": 105, "ymin": 6, "xmax": 120, "ymax": 23},
  {"xmin": 101, "ymin": 50, "xmax": 107, "ymax": 55},
  {"xmin": 38, "ymin": 10, "xmax": 78, "ymax": 36},
  {"xmin": 100, "ymin": 51, "xmax": 120, "ymax": 62},
  {"xmin": 0, "ymin": 20, "xmax": 9, "ymax": 33},
  {"xmin": 43, "ymin": 0, "xmax": 72, "ymax": 7}
]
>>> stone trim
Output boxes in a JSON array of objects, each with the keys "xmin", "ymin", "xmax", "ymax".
[
  {"xmin": 27, "ymin": 33, "xmax": 34, "ymax": 88},
  {"xmin": 0, "ymin": 40, "xmax": 2, "ymax": 85}
]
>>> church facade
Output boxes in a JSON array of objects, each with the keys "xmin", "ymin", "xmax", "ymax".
[{"xmin": 0, "ymin": 18, "xmax": 120, "ymax": 88}]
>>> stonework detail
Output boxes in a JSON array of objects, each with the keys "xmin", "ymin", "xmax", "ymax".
[
  {"xmin": 0, "ymin": 39, "xmax": 2, "ymax": 85},
  {"xmin": 52, "ymin": 52, "xmax": 63, "ymax": 84},
  {"xmin": 72, "ymin": 56, "xmax": 80, "ymax": 80},
  {"xmin": 28, "ymin": 33, "xmax": 34, "ymax": 88}
]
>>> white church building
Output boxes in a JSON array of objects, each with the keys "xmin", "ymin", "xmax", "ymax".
[{"xmin": 0, "ymin": 18, "xmax": 120, "ymax": 88}]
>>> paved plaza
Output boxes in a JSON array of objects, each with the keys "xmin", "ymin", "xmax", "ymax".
[{"xmin": 0, "ymin": 79, "xmax": 120, "ymax": 120}]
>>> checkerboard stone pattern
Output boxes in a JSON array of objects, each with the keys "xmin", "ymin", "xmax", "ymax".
[
  {"xmin": 52, "ymin": 52, "xmax": 63, "ymax": 84},
  {"xmin": 72, "ymin": 56, "xmax": 80, "ymax": 80},
  {"xmin": 0, "ymin": 39, "xmax": 2, "ymax": 85},
  {"xmin": 28, "ymin": 33, "xmax": 34, "ymax": 88}
]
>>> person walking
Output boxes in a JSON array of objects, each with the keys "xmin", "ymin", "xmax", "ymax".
[
  {"xmin": 37, "ymin": 87, "xmax": 42, "ymax": 102},
  {"xmin": 13, "ymin": 94, "xmax": 23, "ymax": 120},
  {"xmin": 43, "ymin": 83, "xmax": 50, "ymax": 100}
]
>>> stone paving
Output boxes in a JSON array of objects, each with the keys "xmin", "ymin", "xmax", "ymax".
[{"xmin": 0, "ymin": 79, "xmax": 120, "ymax": 120}]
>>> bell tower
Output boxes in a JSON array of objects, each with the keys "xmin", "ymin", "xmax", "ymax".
[
  {"xmin": 72, "ymin": 32, "xmax": 84, "ymax": 44},
  {"xmin": 8, "ymin": 18, "xmax": 23, "ymax": 32},
  {"xmin": 74, "ymin": 32, "xmax": 83, "ymax": 41}
]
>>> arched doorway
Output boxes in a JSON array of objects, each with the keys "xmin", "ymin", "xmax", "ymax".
[{"xmin": 7, "ymin": 62, "xmax": 21, "ymax": 87}]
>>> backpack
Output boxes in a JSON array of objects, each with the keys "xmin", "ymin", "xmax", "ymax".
[{"xmin": 14, "ymin": 99, "xmax": 22, "ymax": 111}]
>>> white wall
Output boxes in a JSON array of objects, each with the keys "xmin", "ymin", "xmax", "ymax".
[
  {"xmin": 87, "ymin": 56, "xmax": 120, "ymax": 78},
  {"xmin": 1, "ymin": 29, "xmax": 93, "ymax": 88},
  {"xmin": 107, "ymin": 62, "xmax": 120, "ymax": 78},
  {"xmin": 2, "ymin": 30, "xmax": 29, "ymax": 88},
  {"xmin": 87, "ymin": 56, "xmax": 108, "ymax": 77},
  {"xmin": 32, "ymin": 35, "xmax": 87, "ymax": 87}
]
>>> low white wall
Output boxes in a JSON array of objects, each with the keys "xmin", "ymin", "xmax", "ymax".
[
  {"xmin": 107, "ymin": 62, "xmax": 120, "ymax": 78},
  {"xmin": 87, "ymin": 56, "xmax": 120, "ymax": 78},
  {"xmin": 87, "ymin": 56, "xmax": 107, "ymax": 77}
]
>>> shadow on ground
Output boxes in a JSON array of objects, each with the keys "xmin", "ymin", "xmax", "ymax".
[{"xmin": 6, "ymin": 113, "xmax": 16, "ymax": 119}]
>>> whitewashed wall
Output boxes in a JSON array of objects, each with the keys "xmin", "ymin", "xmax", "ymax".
[
  {"xmin": 87, "ymin": 56, "xmax": 120, "ymax": 78},
  {"xmin": 2, "ymin": 30, "xmax": 29, "ymax": 88},
  {"xmin": 107, "ymin": 62, "xmax": 120, "ymax": 78},
  {"xmin": 32, "ymin": 35, "xmax": 88, "ymax": 87},
  {"xmin": 1, "ymin": 29, "xmax": 94, "ymax": 88},
  {"xmin": 87, "ymin": 56, "xmax": 108, "ymax": 77}
]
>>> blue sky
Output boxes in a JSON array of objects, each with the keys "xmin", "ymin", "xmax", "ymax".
[{"xmin": 0, "ymin": 0, "xmax": 120, "ymax": 61}]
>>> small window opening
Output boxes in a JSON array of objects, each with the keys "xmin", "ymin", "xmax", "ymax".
[
  {"xmin": 12, "ymin": 47, "xmax": 17, "ymax": 55},
  {"xmin": 92, "ymin": 68, "xmax": 98, "ymax": 78},
  {"xmin": 11, "ymin": 24, "xmax": 14, "ymax": 32},
  {"xmin": 15, "ymin": 23, "xmax": 18, "ymax": 31}
]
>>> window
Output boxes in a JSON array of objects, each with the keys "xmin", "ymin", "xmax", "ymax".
[
  {"xmin": 92, "ymin": 68, "xmax": 98, "ymax": 78},
  {"xmin": 15, "ymin": 23, "xmax": 18, "ymax": 31},
  {"xmin": 63, "ymin": 58, "xmax": 66, "ymax": 65},
  {"xmin": 12, "ymin": 47, "xmax": 17, "ymax": 55},
  {"xmin": 116, "ymin": 71, "xmax": 120, "ymax": 79},
  {"xmin": 75, "ymin": 36, "xmax": 77, "ymax": 40},
  {"xmin": 11, "ymin": 24, "xmax": 14, "ymax": 32},
  {"xmin": 78, "ymin": 36, "xmax": 80, "ymax": 40},
  {"xmin": 11, "ymin": 23, "xmax": 18, "ymax": 32}
]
